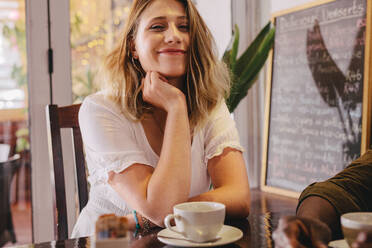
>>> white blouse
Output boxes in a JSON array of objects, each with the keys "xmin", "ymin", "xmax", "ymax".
[{"xmin": 71, "ymin": 91, "xmax": 243, "ymax": 238}]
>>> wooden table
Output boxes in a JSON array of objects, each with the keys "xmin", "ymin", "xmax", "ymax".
[{"xmin": 18, "ymin": 190, "xmax": 299, "ymax": 247}]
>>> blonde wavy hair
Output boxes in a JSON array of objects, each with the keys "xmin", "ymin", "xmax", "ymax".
[{"xmin": 103, "ymin": 0, "xmax": 230, "ymax": 130}]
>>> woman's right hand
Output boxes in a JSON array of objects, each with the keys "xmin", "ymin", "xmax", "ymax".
[{"xmin": 141, "ymin": 71, "xmax": 186, "ymax": 112}]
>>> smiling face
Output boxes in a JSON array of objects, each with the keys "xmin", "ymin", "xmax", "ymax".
[{"xmin": 132, "ymin": 0, "xmax": 190, "ymax": 82}]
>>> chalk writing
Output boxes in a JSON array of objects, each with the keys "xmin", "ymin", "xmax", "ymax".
[
  {"xmin": 265, "ymin": 0, "xmax": 366, "ymax": 193},
  {"xmin": 277, "ymin": 0, "xmax": 365, "ymax": 33}
]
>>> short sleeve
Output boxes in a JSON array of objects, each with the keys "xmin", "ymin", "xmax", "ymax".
[
  {"xmin": 79, "ymin": 93, "xmax": 152, "ymax": 185},
  {"xmin": 203, "ymin": 101, "xmax": 244, "ymax": 164},
  {"xmin": 297, "ymin": 151, "xmax": 372, "ymax": 215}
]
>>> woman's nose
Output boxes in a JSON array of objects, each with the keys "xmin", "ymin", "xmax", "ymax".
[{"xmin": 164, "ymin": 24, "xmax": 182, "ymax": 43}]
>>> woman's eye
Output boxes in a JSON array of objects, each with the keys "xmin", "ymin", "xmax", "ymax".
[
  {"xmin": 179, "ymin": 24, "xmax": 189, "ymax": 31},
  {"xmin": 149, "ymin": 24, "xmax": 165, "ymax": 31}
]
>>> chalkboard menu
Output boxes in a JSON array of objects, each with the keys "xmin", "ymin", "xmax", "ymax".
[{"xmin": 261, "ymin": 0, "xmax": 372, "ymax": 197}]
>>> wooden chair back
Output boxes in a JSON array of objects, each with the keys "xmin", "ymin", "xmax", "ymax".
[{"xmin": 46, "ymin": 104, "xmax": 88, "ymax": 240}]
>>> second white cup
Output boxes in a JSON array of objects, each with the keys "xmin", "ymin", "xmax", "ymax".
[
  {"xmin": 164, "ymin": 201, "xmax": 226, "ymax": 243},
  {"xmin": 341, "ymin": 212, "xmax": 372, "ymax": 246}
]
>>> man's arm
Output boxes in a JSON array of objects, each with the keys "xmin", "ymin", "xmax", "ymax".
[
  {"xmin": 297, "ymin": 196, "xmax": 341, "ymax": 239},
  {"xmin": 273, "ymin": 151, "xmax": 372, "ymax": 247}
]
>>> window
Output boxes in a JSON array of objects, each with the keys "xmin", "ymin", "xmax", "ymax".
[{"xmin": 70, "ymin": 0, "xmax": 132, "ymax": 102}]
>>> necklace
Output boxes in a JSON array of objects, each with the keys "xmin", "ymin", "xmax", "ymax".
[{"xmin": 152, "ymin": 113, "xmax": 164, "ymax": 135}]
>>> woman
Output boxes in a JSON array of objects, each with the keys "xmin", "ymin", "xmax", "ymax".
[{"xmin": 71, "ymin": 0, "xmax": 250, "ymax": 238}]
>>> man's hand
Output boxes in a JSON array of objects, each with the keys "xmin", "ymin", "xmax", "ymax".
[
  {"xmin": 273, "ymin": 216, "xmax": 331, "ymax": 248},
  {"xmin": 352, "ymin": 231, "xmax": 372, "ymax": 248}
]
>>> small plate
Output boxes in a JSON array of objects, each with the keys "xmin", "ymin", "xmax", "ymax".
[
  {"xmin": 157, "ymin": 225, "xmax": 243, "ymax": 247},
  {"xmin": 328, "ymin": 239, "xmax": 349, "ymax": 248}
]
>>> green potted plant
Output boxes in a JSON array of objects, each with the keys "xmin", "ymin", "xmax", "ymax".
[
  {"xmin": 15, "ymin": 128, "xmax": 29, "ymax": 154},
  {"xmin": 224, "ymin": 22, "xmax": 275, "ymax": 112}
]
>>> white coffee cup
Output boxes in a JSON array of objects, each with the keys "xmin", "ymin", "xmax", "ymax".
[
  {"xmin": 341, "ymin": 212, "xmax": 372, "ymax": 246},
  {"xmin": 164, "ymin": 201, "xmax": 226, "ymax": 242}
]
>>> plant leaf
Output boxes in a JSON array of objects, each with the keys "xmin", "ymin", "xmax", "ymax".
[
  {"xmin": 230, "ymin": 24, "xmax": 240, "ymax": 69},
  {"xmin": 238, "ymin": 29, "xmax": 274, "ymax": 92},
  {"xmin": 233, "ymin": 22, "xmax": 272, "ymax": 77},
  {"xmin": 222, "ymin": 39, "xmax": 233, "ymax": 68},
  {"xmin": 222, "ymin": 24, "xmax": 239, "ymax": 69},
  {"xmin": 227, "ymin": 27, "xmax": 275, "ymax": 112},
  {"xmin": 222, "ymin": 49, "xmax": 231, "ymax": 68}
]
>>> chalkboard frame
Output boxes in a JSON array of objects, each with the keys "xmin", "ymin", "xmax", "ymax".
[{"xmin": 261, "ymin": 0, "xmax": 372, "ymax": 198}]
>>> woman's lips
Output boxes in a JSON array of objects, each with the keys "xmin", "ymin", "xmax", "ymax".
[{"xmin": 158, "ymin": 49, "xmax": 186, "ymax": 55}]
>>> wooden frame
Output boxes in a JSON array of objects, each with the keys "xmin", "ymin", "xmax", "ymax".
[
  {"xmin": 261, "ymin": 0, "xmax": 372, "ymax": 197},
  {"xmin": 364, "ymin": 0, "xmax": 372, "ymax": 150}
]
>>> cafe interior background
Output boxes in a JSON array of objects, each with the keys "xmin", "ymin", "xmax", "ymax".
[{"xmin": 0, "ymin": 0, "xmax": 350, "ymax": 245}]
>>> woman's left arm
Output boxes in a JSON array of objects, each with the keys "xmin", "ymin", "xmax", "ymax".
[
  {"xmin": 189, "ymin": 147, "xmax": 250, "ymax": 219},
  {"xmin": 125, "ymin": 147, "xmax": 250, "ymax": 231}
]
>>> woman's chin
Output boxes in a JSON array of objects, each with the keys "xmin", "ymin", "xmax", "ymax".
[
  {"xmin": 141, "ymin": 67, "xmax": 186, "ymax": 82},
  {"xmin": 158, "ymin": 71, "xmax": 186, "ymax": 80}
]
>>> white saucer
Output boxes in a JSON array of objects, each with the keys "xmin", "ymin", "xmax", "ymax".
[
  {"xmin": 157, "ymin": 225, "xmax": 243, "ymax": 247},
  {"xmin": 328, "ymin": 239, "xmax": 349, "ymax": 248}
]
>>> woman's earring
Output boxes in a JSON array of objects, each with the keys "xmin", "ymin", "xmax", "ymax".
[{"xmin": 132, "ymin": 52, "xmax": 138, "ymax": 59}]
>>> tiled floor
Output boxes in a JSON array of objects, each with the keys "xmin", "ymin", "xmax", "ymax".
[
  {"xmin": 4, "ymin": 161, "xmax": 32, "ymax": 247},
  {"xmin": 4, "ymin": 201, "xmax": 32, "ymax": 247},
  {"xmin": 3, "ymin": 157, "xmax": 33, "ymax": 247}
]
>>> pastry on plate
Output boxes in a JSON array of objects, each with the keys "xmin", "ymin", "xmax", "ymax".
[{"xmin": 95, "ymin": 214, "xmax": 128, "ymax": 240}]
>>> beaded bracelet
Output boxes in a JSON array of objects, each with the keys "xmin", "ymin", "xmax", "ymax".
[
  {"xmin": 141, "ymin": 215, "xmax": 151, "ymax": 234},
  {"xmin": 133, "ymin": 210, "xmax": 141, "ymax": 231}
]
